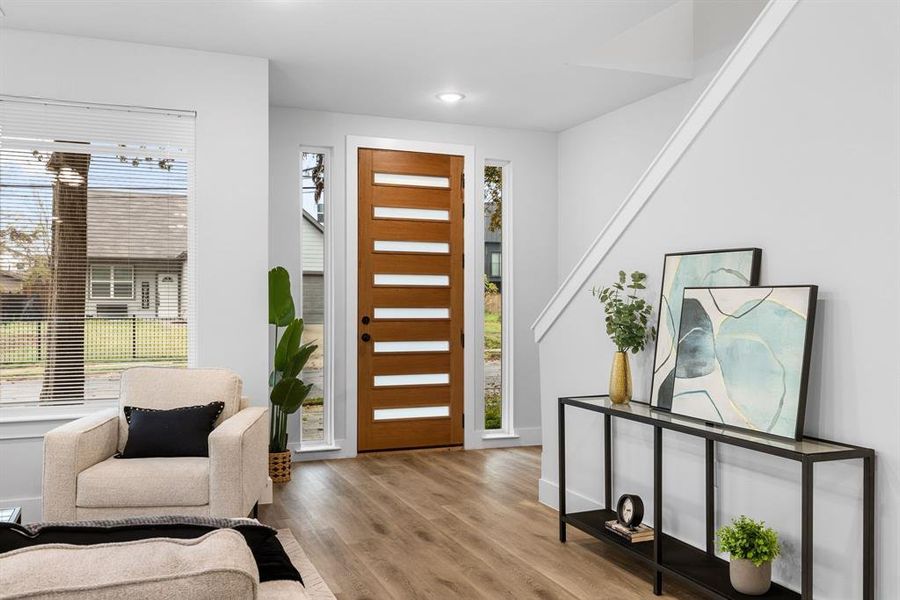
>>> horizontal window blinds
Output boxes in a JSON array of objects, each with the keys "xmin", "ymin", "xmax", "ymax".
[{"xmin": 0, "ymin": 96, "xmax": 196, "ymax": 406}]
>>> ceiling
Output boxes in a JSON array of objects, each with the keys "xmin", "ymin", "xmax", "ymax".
[{"xmin": 0, "ymin": 0, "xmax": 709, "ymax": 131}]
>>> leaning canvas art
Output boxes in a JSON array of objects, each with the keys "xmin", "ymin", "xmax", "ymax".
[
  {"xmin": 669, "ymin": 286, "xmax": 818, "ymax": 440},
  {"xmin": 650, "ymin": 249, "xmax": 761, "ymax": 409}
]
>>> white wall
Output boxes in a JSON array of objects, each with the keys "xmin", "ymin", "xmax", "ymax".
[
  {"xmin": 557, "ymin": 0, "xmax": 766, "ymax": 276},
  {"xmin": 0, "ymin": 29, "xmax": 269, "ymax": 521},
  {"xmin": 269, "ymin": 108, "xmax": 557, "ymax": 452},
  {"xmin": 539, "ymin": 1, "xmax": 900, "ymax": 598}
]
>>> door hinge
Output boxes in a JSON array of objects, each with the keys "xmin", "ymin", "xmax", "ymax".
[
  {"xmin": 462, "ymin": 203, "xmax": 465, "ymax": 218},
  {"xmin": 462, "ymin": 413, "xmax": 465, "ymax": 428},
  {"xmin": 460, "ymin": 330, "xmax": 465, "ymax": 348}
]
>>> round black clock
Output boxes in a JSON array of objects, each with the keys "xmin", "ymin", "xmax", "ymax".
[{"xmin": 616, "ymin": 494, "xmax": 644, "ymax": 529}]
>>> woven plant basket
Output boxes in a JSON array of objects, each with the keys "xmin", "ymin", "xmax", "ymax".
[{"xmin": 269, "ymin": 451, "xmax": 292, "ymax": 483}]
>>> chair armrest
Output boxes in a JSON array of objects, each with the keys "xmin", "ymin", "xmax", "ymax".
[
  {"xmin": 42, "ymin": 409, "xmax": 119, "ymax": 521},
  {"xmin": 208, "ymin": 406, "xmax": 269, "ymax": 518}
]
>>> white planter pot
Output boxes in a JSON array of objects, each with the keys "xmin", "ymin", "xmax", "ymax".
[{"xmin": 729, "ymin": 558, "xmax": 772, "ymax": 595}]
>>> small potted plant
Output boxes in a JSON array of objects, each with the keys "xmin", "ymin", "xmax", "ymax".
[
  {"xmin": 717, "ymin": 515, "xmax": 781, "ymax": 595},
  {"xmin": 591, "ymin": 271, "xmax": 656, "ymax": 404},
  {"xmin": 268, "ymin": 267, "xmax": 317, "ymax": 483}
]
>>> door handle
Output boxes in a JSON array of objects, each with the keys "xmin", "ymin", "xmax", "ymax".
[
  {"xmin": 361, "ymin": 315, "xmax": 370, "ymax": 325},
  {"xmin": 361, "ymin": 333, "xmax": 371, "ymax": 342}
]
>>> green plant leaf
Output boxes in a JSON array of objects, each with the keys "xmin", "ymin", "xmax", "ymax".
[
  {"xmin": 274, "ymin": 318, "xmax": 304, "ymax": 371},
  {"xmin": 270, "ymin": 376, "xmax": 314, "ymax": 415},
  {"xmin": 283, "ymin": 341, "xmax": 317, "ymax": 379},
  {"xmin": 269, "ymin": 267, "xmax": 295, "ymax": 326}
]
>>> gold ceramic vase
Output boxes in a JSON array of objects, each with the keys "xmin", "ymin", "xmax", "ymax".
[{"xmin": 609, "ymin": 351, "xmax": 633, "ymax": 405}]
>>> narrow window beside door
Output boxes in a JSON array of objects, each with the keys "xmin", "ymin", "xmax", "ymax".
[
  {"xmin": 484, "ymin": 164, "xmax": 504, "ymax": 431},
  {"xmin": 299, "ymin": 149, "xmax": 329, "ymax": 445}
]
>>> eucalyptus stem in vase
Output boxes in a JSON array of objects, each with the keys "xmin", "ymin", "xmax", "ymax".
[{"xmin": 591, "ymin": 271, "xmax": 656, "ymax": 404}]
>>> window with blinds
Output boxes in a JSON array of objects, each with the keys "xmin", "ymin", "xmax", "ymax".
[{"xmin": 0, "ymin": 97, "xmax": 196, "ymax": 407}]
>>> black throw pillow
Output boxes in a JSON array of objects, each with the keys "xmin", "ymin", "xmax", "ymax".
[{"xmin": 117, "ymin": 401, "xmax": 224, "ymax": 458}]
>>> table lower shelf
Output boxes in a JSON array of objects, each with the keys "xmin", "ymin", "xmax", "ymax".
[{"xmin": 564, "ymin": 509, "xmax": 799, "ymax": 600}]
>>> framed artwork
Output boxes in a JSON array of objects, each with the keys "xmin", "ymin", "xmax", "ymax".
[
  {"xmin": 670, "ymin": 285, "xmax": 818, "ymax": 440},
  {"xmin": 650, "ymin": 248, "xmax": 761, "ymax": 409}
]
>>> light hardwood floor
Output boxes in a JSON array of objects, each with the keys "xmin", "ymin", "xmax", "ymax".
[{"xmin": 260, "ymin": 446, "xmax": 698, "ymax": 600}]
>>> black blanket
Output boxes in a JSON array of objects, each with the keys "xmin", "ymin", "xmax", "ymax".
[{"xmin": 0, "ymin": 518, "xmax": 302, "ymax": 585}]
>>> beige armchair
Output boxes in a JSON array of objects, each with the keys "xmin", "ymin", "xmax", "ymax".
[{"xmin": 42, "ymin": 368, "xmax": 268, "ymax": 522}]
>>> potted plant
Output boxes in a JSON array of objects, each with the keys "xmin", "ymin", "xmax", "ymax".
[
  {"xmin": 268, "ymin": 267, "xmax": 317, "ymax": 483},
  {"xmin": 717, "ymin": 515, "xmax": 781, "ymax": 595},
  {"xmin": 591, "ymin": 271, "xmax": 656, "ymax": 404}
]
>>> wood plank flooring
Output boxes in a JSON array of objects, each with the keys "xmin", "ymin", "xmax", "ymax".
[{"xmin": 260, "ymin": 446, "xmax": 699, "ymax": 600}]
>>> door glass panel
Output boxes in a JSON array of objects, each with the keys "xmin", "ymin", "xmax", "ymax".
[
  {"xmin": 374, "ymin": 274, "xmax": 449, "ymax": 287},
  {"xmin": 374, "ymin": 240, "xmax": 449, "ymax": 254},
  {"xmin": 373, "ymin": 341, "xmax": 449, "ymax": 353},
  {"xmin": 373, "ymin": 373, "xmax": 449, "ymax": 387},
  {"xmin": 373, "ymin": 206, "xmax": 449, "ymax": 221},
  {"xmin": 373, "ymin": 406, "xmax": 450, "ymax": 420},
  {"xmin": 373, "ymin": 307, "xmax": 449, "ymax": 319},
  {"xmin": 373, "ymin": 173, "xmax": 449, "ymax": 188}
]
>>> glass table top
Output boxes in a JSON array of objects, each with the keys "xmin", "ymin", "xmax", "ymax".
[{"xmin": 561, "ymin": 395, "xmax": 866, "ymax": 456}]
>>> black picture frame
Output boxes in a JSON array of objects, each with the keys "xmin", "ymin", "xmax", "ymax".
[
  {"xmin": 667, "ymin": 284, "xmax": 818, "ymax": 441},
  {"xmin": 647, "ymin": 248, "xmax": 762, "ymax": 409}
]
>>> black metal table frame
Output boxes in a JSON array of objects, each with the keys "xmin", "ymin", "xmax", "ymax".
[{"xmin": 558, "ymin": 395, "xmax": 875, "ymax": 600}]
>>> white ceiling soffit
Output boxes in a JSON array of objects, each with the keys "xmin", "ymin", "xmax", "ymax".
[
  {"xmin": 571, "ymin": 0, "xmax": 693, "ymax": 79},
  {"xmin": 0, "ymin": 0, "xmax": 704, "ymax": 131}
]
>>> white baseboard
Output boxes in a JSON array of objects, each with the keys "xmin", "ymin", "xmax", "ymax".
[
  {"xmin": 471, "ymin": 426, "xmax": 542, "ymax": 449},
  {"xmin": 287, "ymin": 430, "xmax": 541, "ymax": 457},
  {"xmin": 538, "ymin": 477, "xmax": 603, "ymax": 513},
  {"xmin": 289, "ymin": 438, "xmax": 354, "ymax": 461},
  {"xmin": 0, "ymin": 496, "xmax": 41, "ymax": 523}
]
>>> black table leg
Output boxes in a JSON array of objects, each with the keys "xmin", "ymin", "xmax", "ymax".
[
  {"xmin": 863, "ymin": 455, "xmax": 874, "ymax": 600},
  {"xmin": 559, "ymin": 400, "xmax": 566, "ymax": 543},
  {"xmin": 654, "ymin": 425, "xmax": 663, "ymax": 595},
  {"xmin": 706, "ymin": 439, "xmax": 715, "ymax": 556},
  {"xmin": 801, "ymin": 459, "xmax": 813, "ymax": 600},
  {"xmin": 605, "ymin": 414, "xmax": 612, "ymax": 510}
]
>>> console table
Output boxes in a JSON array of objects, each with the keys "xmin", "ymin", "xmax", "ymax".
[{"xmin": 558, "ymin": 395, "xmax": 875, "ymax": 600}]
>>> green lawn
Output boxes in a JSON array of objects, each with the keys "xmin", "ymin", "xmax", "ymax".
[
  {"xmin": 1, "ymin": 319, "xmax": 187, "ymax": 366},
  {"xmin": 484, "ymin": 309, "xmax": 501, "ymax": 352},
  {"xmin": 485, "ymin": 392, "xmax": 502, "ymax": 430}
]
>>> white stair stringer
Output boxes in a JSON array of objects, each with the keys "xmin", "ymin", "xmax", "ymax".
[{"xmin": 532, "ymin": 0, "xmax": 799, "ymax": 343}]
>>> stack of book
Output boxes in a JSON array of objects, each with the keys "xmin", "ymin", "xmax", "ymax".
[{"xmin": 605, "ymin": 519, "xmax": 654, "ymax": 543}]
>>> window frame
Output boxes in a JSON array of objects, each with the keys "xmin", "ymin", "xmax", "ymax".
[
  {"xmin": 89, "ymin": 264, "xmax": 135, "ymax": 301},
  {"xmin": 490, "ymin": 252, "xmax": 502, "ymax": 278},
  {"xmin": 0, "ymin": 96, "xmax": 196, "ymax": 414},
  {"xmin": 298, "ymin": 145, "xmax": 336, "ymax": 452},
  {"xmin": 482, "ymin": 160, "xmax": 515, "ymax": 439}
]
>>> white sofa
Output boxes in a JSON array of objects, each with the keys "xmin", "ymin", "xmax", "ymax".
[
  {"xmin": 42, "ymin": 367, "xmax": 268, "ymax": 521},
  {"xmin": 0, "ymin": 528, "xmax": 336, "ymax": 600}
]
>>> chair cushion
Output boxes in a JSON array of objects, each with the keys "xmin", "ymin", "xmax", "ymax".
[
  {"xmin": 119, "ymin": 402, "xmax": 225, "ymax": 458},
  {"xmin": 0, "ymin": 529, "xmax": 258, "ymax": 600},
  {"xmin": 117, "ymin": 367, "xmax": 242, "ymax": 452},
  {"xmin": 77, "ymin": 456, "xmax": 209, "ymax": 508}
]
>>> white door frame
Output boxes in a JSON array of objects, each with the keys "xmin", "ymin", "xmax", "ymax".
[{"xmin": 345, "ymin": 135, "xmax": 477, "ymax": 455}]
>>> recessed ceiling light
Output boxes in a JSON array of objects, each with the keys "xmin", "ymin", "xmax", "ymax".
[{"xmin": 436, "ymin": 92, "xmax": 465, "ymax": 104}]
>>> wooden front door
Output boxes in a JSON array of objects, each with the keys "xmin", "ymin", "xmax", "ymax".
[{"xmin": 357, "ymin": 148, "xmax": 464, "ymax": 451}]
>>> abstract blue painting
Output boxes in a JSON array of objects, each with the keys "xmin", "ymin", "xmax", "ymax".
[
  {"xmin": 650, "ymin": 249, "xmax": 760, "ymax": 410},
  {"xmin": 669, "ymin": 286, "xmax": 817, "ymax": 440}
]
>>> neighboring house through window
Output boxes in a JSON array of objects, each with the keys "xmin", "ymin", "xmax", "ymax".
[{"xmin": 0, "ymin": 97, "xmax": 195, "ymax": 406}]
